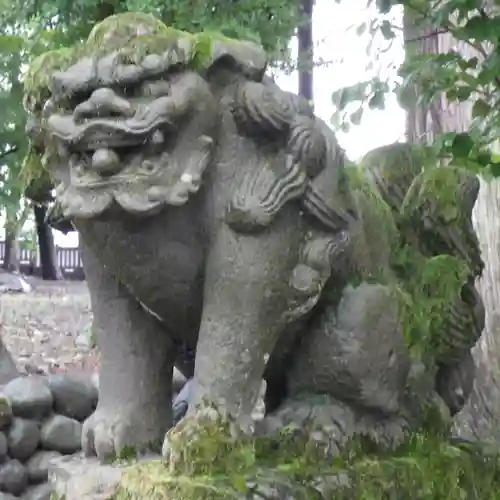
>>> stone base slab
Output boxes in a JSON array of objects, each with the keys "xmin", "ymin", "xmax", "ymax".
[{"xmin": 48, "ymin": 452, "xmax": 159, "ymax": 500}]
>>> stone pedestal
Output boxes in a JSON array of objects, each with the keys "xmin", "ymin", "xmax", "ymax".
[{"xmin": 48, "ymin": 453, "xmax": 159, "ymax": 500}]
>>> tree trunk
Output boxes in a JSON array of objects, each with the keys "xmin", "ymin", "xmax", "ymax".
[
  {"xmin": 34, "ymin": 204, "xmax": 63, "ymax": 281},
  {"xmin": 3, "ymin": 204, "xmax": 30, "ymax": 274},
  {"xmin": 0, "ymin": 330, "xmax": 19, "ymax": 385},
  {"xmin": 404, "ymin": 7, "xmax": 500, "ymax": 439},
  {"xmin": 297, "ymin": 0, "xmax": 314, "ymax": 104},
  {"xmin": 2, "ymin": 229, "xmax": 20, "ymax": 273}
]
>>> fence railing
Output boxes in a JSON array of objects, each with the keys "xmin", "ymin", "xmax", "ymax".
[{"xmin": 0, "ymin": 241, "xmax": 84, "ymax": 279}]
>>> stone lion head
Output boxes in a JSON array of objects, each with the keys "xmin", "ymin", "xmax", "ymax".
[{"xmin": 24, "ymin": 13, "xmax": 267, "ymax": 218}]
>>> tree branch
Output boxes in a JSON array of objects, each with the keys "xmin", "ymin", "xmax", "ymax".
[
  {"xmin": 405, "ymin": 28, "xmax": 449, "ymax": 43},
  {"xmin": 406, "ymin": 1, "xmax": 500, "ymax": 89}
]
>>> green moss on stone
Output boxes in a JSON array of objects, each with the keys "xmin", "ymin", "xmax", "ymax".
[
  {"xmin": 345, "ymin": 163, "xmax": 399, "ymax": 282},
  {"xmin": 23, "ymin": 47, "xmax": 78, "ymax": 112},
  {"xmin": 359, "ymin": 142, "xmax": 437, "ymax": 212},
  {"xmin": 111, "ymin": 406, "xmax": 500, "ymax": 500},
  {"xmin": 0, "ymin": 395, "xmax": 11, "ymax": 420},
  {"xmin": 20, "ymin": 147, "xmax": 43, "ymax": 189},
  {"xmin": 346, "ymin": 145, "xmax": 478, "ymax": 371},
  {"xmin": 86, "ymin": 12, "xmax": 168, "ymax": 46},
  {"xmin": 401, "ymin": 165, "xmax": 475, "ymax": 226},
  {"xmin": 23, "ymin": 12, "xmax": 265, "ymax": 115},
  {"xmin": 49, "ymin": 493, "xmax": 66, "ymax": 500}
]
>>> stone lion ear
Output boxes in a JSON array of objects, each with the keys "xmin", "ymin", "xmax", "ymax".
[{"xmin": 204, "ymin": 38, "xmax": 268, "ymax": 85}]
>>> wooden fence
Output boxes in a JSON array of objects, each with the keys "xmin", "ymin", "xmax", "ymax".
[{"xmin": 0, "ymin": 241, "xmax": 84, "ymax": 279}]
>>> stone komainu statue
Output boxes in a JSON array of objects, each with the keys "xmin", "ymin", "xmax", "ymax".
[{"xmin": 23, "ymin": 12, "xmax": 484, "ymax": 466}]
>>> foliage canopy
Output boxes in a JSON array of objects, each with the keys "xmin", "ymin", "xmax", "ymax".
[{"xmin": 332, "ymin": 0, "xmax": 500, "ymax": 176}]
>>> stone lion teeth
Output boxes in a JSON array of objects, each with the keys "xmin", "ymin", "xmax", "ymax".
[
  {"xmin": 180, "ymin": 173, "xmax": 193, "ymax": 184},
  {"xmin": 151, "ymin": 130, "xmax": 164, "ymax": 144},
  {"xmin": 199, "ymin": 134, "xmax": 213, "ymax": 144}
]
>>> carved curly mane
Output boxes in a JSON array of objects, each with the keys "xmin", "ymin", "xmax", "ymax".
[{"xmin": 227, "ymin": 78, "xmax": 355, "ymax": 236}]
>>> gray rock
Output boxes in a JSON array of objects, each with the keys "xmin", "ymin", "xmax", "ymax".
[
  {"xmin": 40, "ymin": 415, "xmax": 82, "ymax": 454},
  {"xmin": 0, "ymin": 433, "xmax": 7, "ymax": 463},
  {"xmin": 0, "ymin": 458, "xmax": 28, "ymax": 496},
  {"xmin": 7, "ymin": 418, "xmax": 40, "ymax": 462},
  {"xmin": 46, "ymin": 374, "xmax": 98, "ymax": 421},
  {"xmin": 49, "ymin": 452, "xmax": 157, "ymax": 500},
  {"xmin": 26, "ymin": 450, "xmax": 61, "ymax": 483},
  {"xmin": 3, "ymin": 377, "xmax": 53, "ymax": 420},
  {"xmin": 22, "ymin": 483, "xmax": 52, "ymax": 500},
  {"xmin": 172, "ymin": 368, "xmax": 187, "ymax": 394},
  {"xmin": 0, "ymin": 397, "xmax": 12, "ymax": 430}
]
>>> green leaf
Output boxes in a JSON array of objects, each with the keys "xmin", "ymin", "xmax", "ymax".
[
  {"xmin": 331, "ymin": 82, "xmax": 369, "ymax": 111},
  {"xmin": 457, "ymin": 56, "xmax": 479, "ymax": 71},
  {"xmin": 0, "ymin": 35, "xmax": 24, "ymax": 53},
  {"xmin": 376, "ymin": 0, "xmax": 394, "ymax": 14},
  {"xmin": 450, "ymin": 133, "xmax": 475, "ymax": 158},
  {"xmin": 434, "ymin": 132, "xmax": 456, "ymax": 156},
  {"xmin": 380, "ymin": 20, "xmax": 395, "ymax": 40},
  {"xmin": 355, "ymin": 22, "xmax": 367, "ymax": 36},
  {"xmin": 489, "ymin": 162, "xmax": 500, "ymax": 177},
  {"xmin": 457, "ymin": 15, "xmax": 500, "ymax": 41},
  {"xmin": 340, "ymin": 121, "xmax": 351, "ymax": 133},
  {"xmin": 350, "ymin": 108, "xmax": 364, "ymax": 125},
  {"xmin": 396, "ymin": 83, "xmax": 417, "ymax": 109},
  {"xmin": 475, "ymin": 151, "xmax": 492, "ymax": 167},
  {"xmin": 446, "ymin": 86, "xmax": 473, "ymax": 102},
  {"xmin": 368, "ymin": 90, "xmax": 386, "ymax": 110},
  {"xmin": 472, "ymin": 99, "xmax": 491, "ymax": 118}
]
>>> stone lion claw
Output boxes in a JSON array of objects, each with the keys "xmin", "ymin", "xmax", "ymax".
[{"xmin": 82, "ymin": 407, "xmax": 165, "ymax": 461}]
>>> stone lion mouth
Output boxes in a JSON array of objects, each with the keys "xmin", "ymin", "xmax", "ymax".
[
  {"xmin": 47, "ymin": 112, "xmax": 174, "ymax": 177},
  {"xmin": 47, "ymin": 114, "xmax": 172, "ymax": 152}
]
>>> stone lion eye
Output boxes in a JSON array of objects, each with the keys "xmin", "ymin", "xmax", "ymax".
[{"xmin": 142, "ymin": 160, "xmax": 156, "ymax": 172}]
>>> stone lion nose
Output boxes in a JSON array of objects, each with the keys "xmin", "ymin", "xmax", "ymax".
[
  {"xmin": 91, "ymin": 148, "xmax": 121, "ymax": 176},
  {"xmin": 73, "ymin": 87, "xmax": 135, "ymax": 123}
]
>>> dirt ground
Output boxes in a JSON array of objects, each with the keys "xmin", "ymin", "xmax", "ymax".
[{"xmin": 0, "ymin": 279, "xmax": 99, "ymax": 375}]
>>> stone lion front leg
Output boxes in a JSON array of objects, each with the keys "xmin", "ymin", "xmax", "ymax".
[
  {"xmin": 187, "ymin": 206, "xmax": 303, "ymax": 424},
  {"xmin": 80, "ymin": 241, "xmax": 176, "ymax": 461}
]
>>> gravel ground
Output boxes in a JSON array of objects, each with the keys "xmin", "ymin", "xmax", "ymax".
[{"xmin": 0, "ymin": 279, "xmax": 99, "ymax": 375}]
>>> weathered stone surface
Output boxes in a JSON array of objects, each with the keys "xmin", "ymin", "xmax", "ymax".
[
  {"xmin": 3, "ymin": 377, "xmax": 53, "ymax": 420},
  {"xmin": 40, "ymin": 415, "xmax": 82, "ymax": 454},
  {"xmin": 90, "ymin": 373, "xmax": 99, "ymax": 392},
  {"xmin": 26, "ymin": 450, "xmax": 61, "ymax": 483},
  {"xmin": 0, "ymin": 433, "xmax": 7, "ymax": 463},
  {"xmin": 172, "ymin": 368, "xmax": 187, "ymax": 394},
  {"xmin": 0, "ymin": 492, "xmax": 18, "ymax": 500},
  {"xmin": 0, "ymin": 458, "xmax": 28, "ymax": 496},
  {"xmin": 49, "ymin": 453, "xmax": 157, "ymax": 500},
  {"xmin": 7, "ymin": 418, "xmax": 40, "ymax": 462},
  {"xmin": 22, "ymin": 482, "xmax": 52, "ymax": 500},
  {"xmin": 0, "ymin": 397, "xmax": 13, "ymax": 430},
  {"xmin": 46, "ymin": 373, "xmax": 98, "ymax": 421}
]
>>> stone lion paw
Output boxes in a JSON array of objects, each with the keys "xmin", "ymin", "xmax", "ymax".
[{"xmin": 82, "ymin": 407, "xmax": 164, "ymax": 462}]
